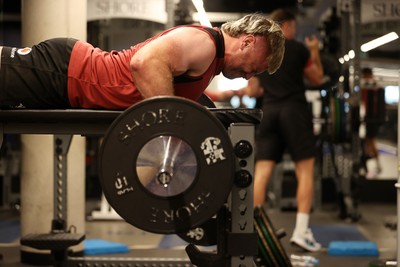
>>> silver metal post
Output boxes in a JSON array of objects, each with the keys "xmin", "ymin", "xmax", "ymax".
[{"xmin": 229, "ymin": 123, "xmax": 256, "ymax": 267}]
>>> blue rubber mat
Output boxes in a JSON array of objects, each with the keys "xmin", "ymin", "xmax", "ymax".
[
  {"xmin": 328, "ymin": 241, "xmax": 379, "ymax": 256},
  {"xmin": 84, "ymin": 239, "xmax": 129, "ymax": 255},
  {"xmin": 310, "ymin": 224, "xmax": 368, "ymax": 248},
  {"xmin": 0, "ymin": 219, "xmax": 20, "ymax": 243}
]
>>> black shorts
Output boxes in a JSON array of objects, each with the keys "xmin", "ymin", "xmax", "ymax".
[
  {"xmin": 256, "ymin": 101, "xmax": 316, "ymax": 162},
  {"xmin": 0, "ymin": 38, "xmax": 77, "ymax": 108}
]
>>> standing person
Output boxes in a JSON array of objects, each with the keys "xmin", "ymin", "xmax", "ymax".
[
  {"xmin": 0, "ymin": 13, "xmax": 285, "ymax": 110},
  {"xmin": 252, "ymin": 8, "xmax": 324, "ymax": 252},
  {"xmin": 360, "ymin": 67, "xmax": 385, "ymax": 177}
]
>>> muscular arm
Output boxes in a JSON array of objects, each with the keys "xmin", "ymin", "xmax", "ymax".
[
  {"xmin": 130, "ymin": 27, "xmax": 216, "ymax": 99},
  {"xmin": 303, "ymin": 35, "xmax": 324, "ymax": 86}
]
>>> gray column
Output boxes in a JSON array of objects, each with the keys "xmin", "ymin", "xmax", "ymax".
[{"xmin": 20, "ymin": 0, "xmax": 87, "ymax": 258}]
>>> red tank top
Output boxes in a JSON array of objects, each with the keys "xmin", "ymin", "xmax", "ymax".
[{"xmin": 67, "ymin": 26, "xmax": 224, "ymax": 109}]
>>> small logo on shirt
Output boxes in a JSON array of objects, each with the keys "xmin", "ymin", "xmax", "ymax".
[{"xmin": 17, "ymin": 47, "xmax": 32, "ymax": 55}]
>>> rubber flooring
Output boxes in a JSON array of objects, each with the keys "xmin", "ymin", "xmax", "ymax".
[{"xmin": 0, "ymin": 201, "xmax": 398, "ymax": 267}]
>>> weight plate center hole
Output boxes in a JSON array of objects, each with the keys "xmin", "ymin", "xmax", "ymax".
[{"xmin": 136, "ymin": 135, "xmax": 198, "ymax": 197}]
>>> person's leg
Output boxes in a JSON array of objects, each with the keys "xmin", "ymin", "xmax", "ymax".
[
  {"xmin": 293, "ymin": 157, "xmax": 314, "ymax": 235},
  {"xmin": 253, "ymin": 159, "xmax": 276, "ymax": 207},
  {"xmin": 290, "ymin": 157, "xmax": 321, "ymax": 251},
  {"xmin": 364, "ymin": 137, "xmax": 382, "ymax": 176},
  {"xmin": 254, "ymin": 104, "xmax": 281, "ymax": 207},
  {"xmin": 280, "ymin": 102, "xmax": 320, "ymax": 251},
  {"xmin": 364, "ymin": 137, "xmax": 377, "ymax": 158},
  {"xmin": 295, "ymin": 157, "xmax": 315, "ymax": 214}
]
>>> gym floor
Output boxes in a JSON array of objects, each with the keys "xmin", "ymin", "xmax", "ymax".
[
  {"xmin": 0, "ymin": 141, "xmax": 398, "ymax": 267},
  {"xmin": 0, "ymin": 200, "xmax": 398, "ymax": 267}
]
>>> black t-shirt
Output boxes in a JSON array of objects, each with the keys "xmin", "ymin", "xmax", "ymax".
[{"xmin": 259, "ymin": 39, "xmax": 310, "ymax": 104}]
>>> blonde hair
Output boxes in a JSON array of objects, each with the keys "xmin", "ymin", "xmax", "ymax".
[{"xmin": 221, "ymin": 13, "xmax": 285, "ymax": 74}]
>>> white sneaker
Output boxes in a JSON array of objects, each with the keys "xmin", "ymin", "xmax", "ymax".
[{"xmin": 290, "ymin": 228, "xmax": 322, "ymax": 252}]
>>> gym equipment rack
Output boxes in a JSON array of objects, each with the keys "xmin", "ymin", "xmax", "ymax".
[{"xmin": 0, "ymin": 102, "xmax": 264, "ymax": 267}]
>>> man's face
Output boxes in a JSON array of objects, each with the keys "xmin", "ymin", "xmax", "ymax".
[{"xmin": 223, "ymin": 35, "xmax": 269, "ymax": 80}]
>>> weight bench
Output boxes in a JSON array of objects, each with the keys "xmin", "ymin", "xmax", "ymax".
[
  {"xmin": 0, "ymin": 109, "xmax": 121, "ymax": 140},
  {"xmin": 0, "ymin": 107, "xmax": 262, "ymax": 139},
  {"xmin": 0, "ymin": 101, "xmax": 270, "ymax": 267}
]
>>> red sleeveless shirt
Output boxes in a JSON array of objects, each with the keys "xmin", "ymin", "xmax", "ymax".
[{"xmin": 67, "ymin": 26, "xmax": 224, "ymax": 109}]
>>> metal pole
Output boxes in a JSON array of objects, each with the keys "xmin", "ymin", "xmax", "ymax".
[
  {"xmin": 165, "ymin": 0, "xmax": 176, "ymax": 29},
  {"xmin": 396, "ymin": 70, "xmax": 400, "ymax": 267}
]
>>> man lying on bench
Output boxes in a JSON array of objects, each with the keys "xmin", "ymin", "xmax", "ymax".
[{"xmin": 0, "ymin": 14, "xmax": 284, "ymax": 110}]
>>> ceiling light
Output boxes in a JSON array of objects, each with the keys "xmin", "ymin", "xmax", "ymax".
[
  {"xmin": 361, "ymin": 32, "xmax": 399, "ymax": 52},
  {"xmin": 348, "ymin": 50, "xmax": 355, "ymax": 59}
]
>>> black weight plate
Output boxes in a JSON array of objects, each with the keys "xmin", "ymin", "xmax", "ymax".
[
  {"xmin": 99, "ymin": 96, "xmax": 235, "ymax": 234},
  {"xmin": 255, "ymin": 216, "xmax": 286, "ymax": 267},
  {"xmin": 255, "ymin": 237, "xmax": 273, "ymax": 267},
  {"xmin": 256, "ymin": 207, "xmax": 292, "ymax": 267},
  {"xmin": 254, "ymin": 219, "xmax": 279, "ymax": 267}
]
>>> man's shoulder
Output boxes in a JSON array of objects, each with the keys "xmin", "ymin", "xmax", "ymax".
[
  {"xmin": 170, "ymin": 25, "xmax": 213, "ymax": 33},
  {"xmin": 166, "ymin": 26, "xmax": 218, "ymax": 46}
]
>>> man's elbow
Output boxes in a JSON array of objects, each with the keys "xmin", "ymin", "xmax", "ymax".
[
  {"xmin": 313, "ymin": 74, "xmax": 324, "ymax": 86},
  {"xmin": 130, "ymin": 58, "xmax": 143, "ymax": 77},
  {"xmin": 307, "ymin": 70, "xmax": 324, "ymax": 86}
]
